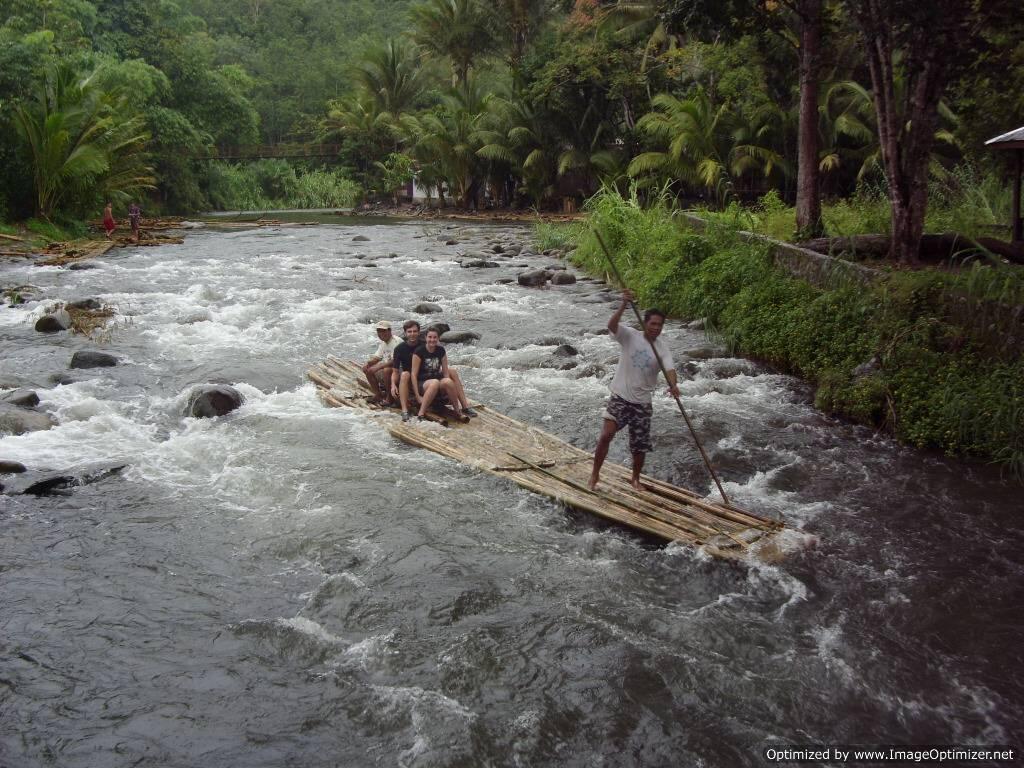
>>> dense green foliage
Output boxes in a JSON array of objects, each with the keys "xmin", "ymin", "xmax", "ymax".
[
  {"xmin": 2, "ymin": 1, "xmax": 1020, "ymax": 220},
  {"xmin": 558, "ymin": 189, "xmax": 1024, "ymax": 476}
]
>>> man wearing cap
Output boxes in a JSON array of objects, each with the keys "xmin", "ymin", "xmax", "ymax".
[{"xmin": 363, "ymin": 321, "xmax": 399, "ymax": 405}]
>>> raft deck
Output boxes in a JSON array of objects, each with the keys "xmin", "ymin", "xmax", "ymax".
[{"xmin": 308, "ymin": 357, "xmax": 787, "ymax": 560}]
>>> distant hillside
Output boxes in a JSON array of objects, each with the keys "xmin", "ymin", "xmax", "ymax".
[{"xmin": 180, "ymin": 0, "xmax": 416, "ymax": 141}]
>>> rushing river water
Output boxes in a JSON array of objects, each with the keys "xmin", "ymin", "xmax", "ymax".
[{"xmin": 1, "ymin": 219, "xmax": 1021, "ymax": 767}]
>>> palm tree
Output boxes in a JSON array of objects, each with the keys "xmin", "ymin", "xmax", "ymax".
[
  {"xmin": 629, "ymin": 88, "xmax": 786, "ymax": 202},
  {"xmin": 352, "ymin": 39, "xmax": 429, "ymax": 119},
  {"xmin": 323, "ymin": 93, "xmax": 401, "ymax": 185},
  {"xmin": 14, "ymin": 64, "xmax": 154, "ymax": 219},
  {"xmin": 402, "ymin": 78, "xmax": 494, "ymax": 207},
  {"xmin": 409, "ymin": 0, "xmax": 496, "ymax": 86}
]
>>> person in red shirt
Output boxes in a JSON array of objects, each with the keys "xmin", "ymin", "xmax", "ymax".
[{"xmin": 102, "ymin": 202, "xmax": 116, "ymax": 239}]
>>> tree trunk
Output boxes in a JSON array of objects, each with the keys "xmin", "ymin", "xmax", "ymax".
[{"xmin": 795, "ymin": 0, "xmax": 823, "ymax": 238}]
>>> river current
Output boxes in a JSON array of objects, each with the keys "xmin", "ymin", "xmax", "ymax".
[{"xmin": 1, "ymin": 219, "xmax": 1021, "ymax": 767}]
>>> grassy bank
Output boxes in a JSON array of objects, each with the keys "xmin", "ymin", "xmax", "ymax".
[
  {"xmin": 700, "ymin": 166, "xmax": 1013, "ymax": 244},
  {"xmin": 539, "ymin": 190, "xmax": 1024, "ymax": 478}
]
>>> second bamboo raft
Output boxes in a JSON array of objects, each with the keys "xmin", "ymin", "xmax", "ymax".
[{"xmin": 308, "ymin": 356, "xmax": 787, "ymax": 560}]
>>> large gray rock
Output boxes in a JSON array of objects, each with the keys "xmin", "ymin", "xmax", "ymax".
[
  {"xmin": 1, "ymin": 388, "xmax": 40, "ymax": 407},
  {"xmin": 70, "ymin": 351, "xmax": 119, "ymax": 369},
  {"xmin": 0, "ymin": 460, "xmax": 27, "ymax": 474},
  {"xmin": 494, "ymin": 278, "xmax": 515, "ymax": 284},
  {"xmin": 352, "ymin": 235, "xmax": 370, "ymax": 242},
  {"xmin": 551, "ymin": 272, "xmax": 577, "ymax": 285},
  {"xmin": 187, "ymin": 385, "xmax": 244, "ymax": 418},
  {"xmin": 0, "ymin": 403, "xmax": 55, "ymax": 435},
  {"xmin": 68, "ymin": 262, "xmax": 98, "ymax": 271},
  {"xmin": 491, "ymin": 244, "xmax": 505, "ymax": 254},
  {"xmin": 35, "ymin": 308, "xmax": 71, "ymax": 333},
  {"xmin": 517, "ymin": 269, "xmax": 551, "ymax": 287},
  {"xmin": 413, "ymin": 302, "xmax": 443, "ymax": 314},
  {"xmin": 461, "ymin": 259, "xmax": 500, "ymax": 268},
  {"xmin": 440, "ymin": 330, "xmax": 481, "ymax": 344}
]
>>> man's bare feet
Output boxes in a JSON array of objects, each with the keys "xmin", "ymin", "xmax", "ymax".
[
  {"xmin": 587, "ymin": 478, "xmax": 599, "ymax": 491},
  {"xmin": 630, "ymin": 479, "xmax": 643, "ymax": 491}
]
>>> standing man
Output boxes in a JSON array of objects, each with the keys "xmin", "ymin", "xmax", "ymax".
[
  {"xmin": 363, "ymin": 320, "xmax": 399, "ymax": 405},
  {"xmin": 102, "ymin": 202, "xmax": 116, "ymax": 239},
  {"xmin": 589, "ymin": 289, "xmax": 678, "ymax": 491},
  {"xmin": 128, "ymin": 201, "xmax": 142, "ymax": 243}
]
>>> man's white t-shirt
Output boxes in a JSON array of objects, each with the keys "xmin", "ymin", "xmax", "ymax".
[
  {"xmin": 609, "ymin": 324, "xmax": 674, "ymax": 404},
  {"xmin": 374, "ymin": 336, "xmax": 400, "ymax": 363}
]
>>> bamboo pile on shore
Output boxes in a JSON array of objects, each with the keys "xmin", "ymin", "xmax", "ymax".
[{"xmin": 307, "ymin": 356, "xmax": 787, "ymax": 560}]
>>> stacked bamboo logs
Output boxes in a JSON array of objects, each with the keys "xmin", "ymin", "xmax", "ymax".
[{"xmin": 307, "ymin": 357, "xmax": 786, "ymax": 559}]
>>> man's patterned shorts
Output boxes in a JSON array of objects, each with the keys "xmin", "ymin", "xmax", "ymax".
[{"xmin": 602, "ymin": 394, "xmax": 653, "ymax": 454}]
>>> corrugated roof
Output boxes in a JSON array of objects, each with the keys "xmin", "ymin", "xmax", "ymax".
[{"xmin": 985, "ymin": 126, "xmax": 1024, "ymax": 147}]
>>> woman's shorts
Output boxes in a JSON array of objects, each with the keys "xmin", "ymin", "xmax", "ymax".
[{"xmin": 602, "ymin": 394, "xmax": 653, "ymax": 454}]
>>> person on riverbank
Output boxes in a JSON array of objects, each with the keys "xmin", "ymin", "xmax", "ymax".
[
  {"xmin": 363, "ymin": 321, "xmax": 399, "ymax": 405},
  {"xmin": 128, "ymin": 202, "xmax": 142, "ymax": 243},
  {"xmin": 589, "ymin": 289, "xmax": 678, "ymax": 491},
  {"xmin": 102, "ymin": 202, "xmax": 116, "ymax": 239}
]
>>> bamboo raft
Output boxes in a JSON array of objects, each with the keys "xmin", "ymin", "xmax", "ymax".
[{"xmin": 307, "ymin": 356, "xmax": 787, "ymax": 560}]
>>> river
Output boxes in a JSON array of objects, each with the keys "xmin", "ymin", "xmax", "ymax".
[{"xmin": 1, "ymin": 219, "xmax": 1020, "ymax": 766}]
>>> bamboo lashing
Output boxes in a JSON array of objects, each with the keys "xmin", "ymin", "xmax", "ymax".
[{"xmin": 592, "ymin": 231, "xmax": 731, "ymax": 505}]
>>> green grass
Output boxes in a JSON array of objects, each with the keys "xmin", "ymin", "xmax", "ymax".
[
  {"xmin": 26, "ymin": 217, "xmax": 87, "ymax": 242},
  {"xmin": 0, "ymin": 222, "xmax": 19, "ymax": 236},
  {"xmin": 548, "ymin": 186, "xmax": 1024, "ymax": 478}
]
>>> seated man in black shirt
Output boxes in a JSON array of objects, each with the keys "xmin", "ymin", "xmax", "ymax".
[
  {"xmin": 391, "ymin": 321, "xmax": 476, "ymax": 422},
  {"xmin": 410, "ymin": 329, "xmax": 476, "ymax": 422}
]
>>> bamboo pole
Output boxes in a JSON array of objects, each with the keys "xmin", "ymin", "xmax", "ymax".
[{"xmin": 593, "ymin": 231, "xmax": 730, "ymax": 505}]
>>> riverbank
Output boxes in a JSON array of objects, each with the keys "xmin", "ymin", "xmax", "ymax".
[{"xmin": 543, "ymin": 191, "xmax": 1024, "ymax": 479}]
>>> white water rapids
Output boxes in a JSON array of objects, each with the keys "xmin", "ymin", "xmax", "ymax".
[{"xmin": 0, "ymin": 218, "xmax": 1020, "ymax": 766}]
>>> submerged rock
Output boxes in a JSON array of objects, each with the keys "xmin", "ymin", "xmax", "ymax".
[
  {"xmin": 1, "ymin": 389, "xmax": 40, "ymax": 407},
  {"xmin": 551, "ymin": 272, "xmax": 577, "ymax": 285},
  {"xmin": 440, "ymin": 330, "xmax": 481, "ymax": 344},
  {"xmin": 461, "ymin": 259, "xmax": 500, "ymax": 268},
  {"xmin": 413, "ymin": 302, "xmax": 443, "ymax": 314},
  {"xmin": 352, "ymin": 235, "xmax": 370, "ymax": 242},
  {"xmin": 0, "ymin": 403, "xmax": 55, "ymax": 435},
  {"xmin": 70, "ymin": 351, "xmax": 119, "ymax": 369},
  {"xmin": 187, "ymin": 384, "xmax": 244, "ymax": 418},
  {"xmin": 2, "ymin": 463, "xmax": 126, "ymax": 496},
  {"xmin": 553, "ymin": 344, "xmax": 578, "ymax": 358},
  {"xmin": 0, "ymin": 460, "xmax": 27, "ymax": 474},
  {"xmin": 67, "ymin": 298, "xmax": 101, "ymax": 310}
]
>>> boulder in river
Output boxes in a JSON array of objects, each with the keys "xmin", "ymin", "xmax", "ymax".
[
  {"xmin": 551, "ymin": 272, "xmax": 577, "ymax": 285},
  {"xmin": 352, "ymin": 235, "xmax": 370, "ymax": 242},
  {"xmin": 445, "ymin": 239, "xmax": 459, "ymax": 245},
  {"xmin": 494, "ymin": 278, "xmax": 515, "ymax": 284},
  {"xmin": 68, "ymin": 262, "xmax": 98, "ymax": 271},
  {"xmin": 70, "ymin": 351, "xmax": 119, "ymax": 369},
  {"xmin": 0, "ymin": 460, "xmax": 27, "ymax": 474},
  {"xmin": 461, "ymin": 259, "xmax": 500, "ymax": 268},
  {"xmin": 1, "ymin": 388, "xmax": 40, "ymax": 408},
  {"xmin": 35, "ymin": 308, "xmax": 71, "ymax": 333},
  {"xmin": 0, "ymin": 403, "xmax": 55, "ymax": 435},
  {"xmin": 187, "ymin": 385, "xmax": 244, "ymax": 418},
  {"xmin": 491, "ymin": 244, "xmax": 505, "ymax": 254},
  {"xmin": 440, "ymin": 330, "xmax": 481, "ymax": 344},
  {"xmin": 413, "ymin": 302, "xmax": 443, "ymax": 314},
  {"xmin": 517, "ymin": 269, "xmax": 551, "ymax": 287}
]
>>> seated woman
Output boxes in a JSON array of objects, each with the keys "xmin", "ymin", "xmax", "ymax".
[{"xmin": 410, "ymin": 329, "xmax": 464, "ymax": 421}]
